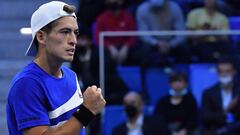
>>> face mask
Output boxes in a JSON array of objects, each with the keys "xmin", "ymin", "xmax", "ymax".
[
  {"xmin": 107, "ymin": 2, "xmax": 121, "ymax": 11},
  {"xmin": 125, "ymin": 105, "xmax": 138, "ymax": 119},
  {"xmin": 169, "ymin": 88, "xmax": 188, "ymax": 97},
  {"xmin": 219, "ymin": 75, "xmax": 233, "ymax": 85}
]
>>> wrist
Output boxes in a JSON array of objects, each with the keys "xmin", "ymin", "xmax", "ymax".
[{"xmin": 73, "ymin": 104, "xmax": 95, "ymax": 126}]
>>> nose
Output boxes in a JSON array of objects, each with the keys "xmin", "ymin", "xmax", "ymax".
[{"xmin": 69, "ymin": 32, "xmax": 77, "ymax": 46}]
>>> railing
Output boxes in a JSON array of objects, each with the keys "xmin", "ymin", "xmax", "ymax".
[{"xmin": 99, "ymin": 30, "xmax": 240, "ymax": 97}]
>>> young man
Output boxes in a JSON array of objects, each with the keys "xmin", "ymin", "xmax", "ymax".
[
  {"xmin": 202, "ymin": 58, "xmax": 240, "ymax": 135},
  {"xmin": 186, "ymin": 0, "xmax": 231, "ymax": 62},
  {"xmin": 154, "ymin": 72, "xmax": 198, "ymax": 135},
  {"xmin": 6, "ymin": 1, "xmax": 106, "ymax": 135},
  {"xmin": 112, "ymin": 92, "xmax": 171, "ymax": 135},
  {"xmin": 95, "ymin": 0, "xmax": 136, "ymax": 65}
]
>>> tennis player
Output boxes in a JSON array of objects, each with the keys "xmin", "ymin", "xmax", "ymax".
[{"xmin": 6, "ymin": 1, "xmax": 106, "ymax": 135}]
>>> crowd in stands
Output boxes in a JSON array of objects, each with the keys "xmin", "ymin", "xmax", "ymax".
[
  {"xmin": 72, "ymin": 0, "xmax": 240, "ymax": 135},
  {"xmin": 110, "ymin": 59, "xmax": 240, "ymax": 135}
]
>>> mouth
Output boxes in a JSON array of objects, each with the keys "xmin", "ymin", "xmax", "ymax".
[{"xmin": 66, "ymin": 48, "xmax": 75, "ymax": 56}]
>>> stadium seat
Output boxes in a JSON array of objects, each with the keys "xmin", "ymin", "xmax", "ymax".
[
  {"xmin": 229, "ymin": 16, "xmax": 240, "ymax": 47},
  {"xmin": 103, "ymin": 106, "xmax": 126, "ymax": 135},
  {"xmin": 173, "ymin": 64, "xmax": 190, "ymax": 75},
  {"xmin": 145, "ymin": 68, "xmax": 169, "ymax": 105},
  {"xmin": 189, "ymin": 64, "xmax": 218, "ymax": 106},
  {"xmin": 117, "ymin": 66, "xmax": 142, "ymax": 92}
]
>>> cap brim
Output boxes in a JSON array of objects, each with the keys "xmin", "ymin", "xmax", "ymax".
[{"xmin": 25, "ymin": 38, "xmax": 37, "ymax": 56}]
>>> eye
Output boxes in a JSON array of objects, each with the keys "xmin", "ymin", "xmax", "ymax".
[{"xmin": 74, "ymin": 30, "xmax": 79, "ymax": 36}]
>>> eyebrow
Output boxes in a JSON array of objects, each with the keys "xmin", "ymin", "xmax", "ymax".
[{"xmin": 59, "ymin": 27, "xmax": 79, "ymax": 32}]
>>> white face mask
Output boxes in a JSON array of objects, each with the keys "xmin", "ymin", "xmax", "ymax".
[
  {"xmin": 219, "ymin": 75, "xmax": 233, "ymax": 85},
  {"xmin": 169, "ymin": 88, "xmax": 188, "ymax": 97}
]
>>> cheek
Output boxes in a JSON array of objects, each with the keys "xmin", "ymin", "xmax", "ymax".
[{"xmin": 46, "ymin": 36, "xmax": 66, "ymax": 53}]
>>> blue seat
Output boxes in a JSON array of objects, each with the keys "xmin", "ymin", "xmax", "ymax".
[
  {"xmin": 145, "ymin": 68, "xmax": 169, "ymax": 105},
  {"xmin": 103, "ymin": 106, "xmax": 126, "ymax": 135},
  {"xmin": 189, "ymin": 64, "xmax": 218, "ymax": 106},
  {"xmin": 117, "ymin": 66, "xmax": 142, "ymax": 92},
  {"xmin": 103, "ymin": 105, "xmax": 154, "ymax": 135},
  {"xmin": 229, "ymin": 16, "xmax": 240, "ymax": 46},
  {"xmin": 173, "ymin": 64, "xmax": 190, "ymax": 75}
]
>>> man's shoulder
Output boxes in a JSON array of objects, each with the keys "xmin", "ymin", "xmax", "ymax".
[
  {"xmin": 215, "ymin": 11, "xmax": 228, "ymax": 21},
  {"xmin": 203, "ymin": 83, "xmax": 220, "ymax": 96},
  {"xmin": 188, "ymin": 8, "xmax": 204, "ymax": 16},
  {"xmin": 61, "ymin": 65, "xmax": 76, "ymax": 77},
  {"xmin": 12, "ymin": 62, "xmax": 42, "ymax": 83},
  {"xmin": 137, "ymin": 1, "xmax": 150, "ymax": 12},
  {"xmin": 156, "ymin": 95, "xmax": 170, "ymax": 104},
  {"xmin": 168, "ymin": 1, "xmax": 182, "ymax": 11}
]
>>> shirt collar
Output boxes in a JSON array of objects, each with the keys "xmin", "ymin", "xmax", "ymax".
[{"xmin": 126, "ymin": 114, "xmax": 144, "ymax": 130}]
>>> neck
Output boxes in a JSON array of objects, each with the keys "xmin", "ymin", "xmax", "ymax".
[
  {"xmin": 205, "ymin": 7, "xmax": 216, "ymax": 16},
  {"xmin": 222, "ymin": 83, "xmax": 233, "ymax": 91},
  {"xmin": 34, "ymin": 54, "xmax": 63, "ymax": 78},
  {"xmin": 129, "ymin": 113, "xmax": 141, "ymax": 124}
]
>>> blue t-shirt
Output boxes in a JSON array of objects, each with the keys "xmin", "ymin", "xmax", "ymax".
[{"xmin": 6, "ymin": 62, "xmax": 84, "ymax": 135}]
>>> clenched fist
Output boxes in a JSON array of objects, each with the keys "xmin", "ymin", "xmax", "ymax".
[{"xmin": 82, "ymin": 85, "xmax": 106, "ymax": 115}]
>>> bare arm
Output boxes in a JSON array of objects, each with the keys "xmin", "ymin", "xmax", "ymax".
[
  {"xmin": 24, "ymin": 86, "xmax": 106, "ymax": 135},
  {"xmin": 24, "ymin": 117, "xmax": 82, "ymax": 135}
]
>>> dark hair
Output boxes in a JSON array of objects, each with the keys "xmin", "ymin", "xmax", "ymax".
[
  {"xmin": 169, "ymin": 72, "xmax": 188, "ymax": 83},
  {"xmin": 34, "ymin": 4, "xmax": 76, "ymax": 50},
  {"xmin": 217, "ymin": 57, "xmax": 236, "ymax": 70}
]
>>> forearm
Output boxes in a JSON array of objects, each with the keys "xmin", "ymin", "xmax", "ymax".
[
  {"xmin": 24, "ymin": 117, "xmax": 83, "ymax": 135},
  {"xmin": 43, "ymin": 117, "xmax": 83, "ymax": 135}
]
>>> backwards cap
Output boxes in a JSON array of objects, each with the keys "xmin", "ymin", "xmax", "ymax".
[{"xmin": 25, "ymin": 1, "xmax": 76, "ymax": 56}]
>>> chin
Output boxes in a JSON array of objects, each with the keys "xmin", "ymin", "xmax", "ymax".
[{"xmin": 62, "ymin": 56, "xmax": 74, "ymax": 62}]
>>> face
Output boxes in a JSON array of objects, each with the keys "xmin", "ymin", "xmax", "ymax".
[
  {"xmin": 105, "ymin": 0, "xmax": 124, "ymax": 10},
  {"xmin": 170, "ymin": 80, "xmax": 187, "ymax": 92},
  {"xmin": 77, "ymin": 36, "xmax": 91, "ymax": 47},
  {"xmin": 217, "ymin": 63, "xmax": 236, "ymax": 77},
  {"xmin": 40, "ymin": 16, "xmax": 78, "ymax": 63},
  {"xmin": 123, "ymin": 92, "xmax": 143, "ymax": 112},
  {"xmin": 204, "ymin": 0, "xmax": 216, "ymax": 8}
]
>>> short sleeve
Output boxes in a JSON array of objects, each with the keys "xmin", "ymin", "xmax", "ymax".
[{"xmin": 8, "ymin": 77, "xmax": 50, "ymax": 131}]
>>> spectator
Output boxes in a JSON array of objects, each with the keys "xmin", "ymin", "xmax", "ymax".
[
  {"xmin": 71, "ymin": 27, "xmax": 128, "ymax": 105},
  {"xmin": 77, "ymin": 0, "xmax": 105, "ymax": 29},
  {"xmin": 202, "ymin": 57, "xmax": 240, "ymax": 135},
  {"xmin": 95, "ymin": 0, "xmax": 136, "ymax": 65},
  {"xmin": 112, "ymin": 91, "xmax": 171, "ymax": 135},
  {"xmin": 186, "ymin": 0, "xmax": 231, "ymax": 62},
  {"xmin": 136, "ymin": 0, "xmax": 190, "ymax": 65},
  {"xmin": 154, "ymin": 72, "xmax": 198, "ymax": 135}
]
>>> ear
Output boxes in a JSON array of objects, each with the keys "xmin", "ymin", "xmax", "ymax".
[{"xmin": 35, "ymin": 31, "xmax": 47, "ymax": 47}]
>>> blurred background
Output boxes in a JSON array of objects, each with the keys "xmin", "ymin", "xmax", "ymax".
[{"xmin": 1, "ymin": 0, "xmax": 240, "ymax": 135}]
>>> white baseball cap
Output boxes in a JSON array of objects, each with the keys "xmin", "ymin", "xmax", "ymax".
[{"xmin": 25, "ymin": 1, "xmax": 76, "ymax": 56}]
